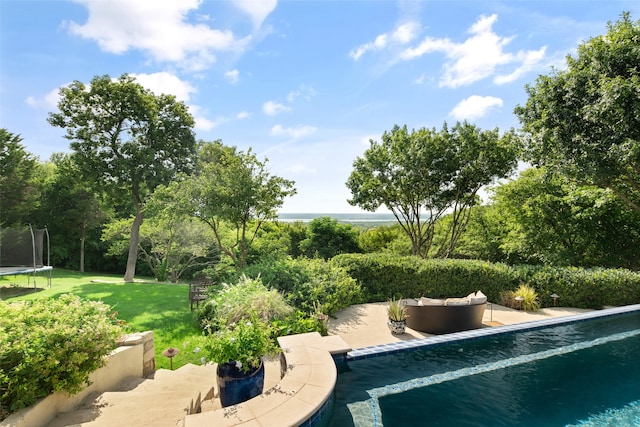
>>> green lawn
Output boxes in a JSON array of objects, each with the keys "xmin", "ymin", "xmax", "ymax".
[{"xmin": 1, "ymin": 269, "xmax": 209, "ymax": 370}]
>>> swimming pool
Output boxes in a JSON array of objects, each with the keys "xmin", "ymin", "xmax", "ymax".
[{"xmin": 327, "ymin": 305, "xmax": 640, "ymax": 427}]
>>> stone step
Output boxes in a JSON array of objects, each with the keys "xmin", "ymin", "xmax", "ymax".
[{"xmin": 47, "ymin": 364, "xmax": 219, "ymax": 427}]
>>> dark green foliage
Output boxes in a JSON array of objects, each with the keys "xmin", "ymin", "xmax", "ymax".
[
  {"xmin": 0, "ymin": 129, "xmax": 41, "ymax": 227},
  {"xmin": 332, "ymin": 253, "xmax": 516, "ymax": 303},
  {"xmin": 331, "ymin": 253, "xmax": 640, "ymax": 309},
  {"xmin": 48, "ymin": 74, "xmax": 197, "ymax": 281},
  {"xmin": 513, "ymin": 265, "xmax": 640, "ymax": 309},
  {"xmin": 299, "ymin": 216, "xmax": 361, "ymax": 259},
  {"xmin": 486, "ymin": 168, "xmax": 640, "ymax": 268},
  {"xmin": 358, "ymin": 224, "xmax": 411, "ymax": 254}
]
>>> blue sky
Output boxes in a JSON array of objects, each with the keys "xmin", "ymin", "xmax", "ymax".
[{"xmin": 1, "ymin": 1, "xmax": 638, "ymax": 213}]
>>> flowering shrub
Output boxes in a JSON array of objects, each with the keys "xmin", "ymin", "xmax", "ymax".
[
  {"xmin": 203, "ymin": 313, "xmax": 278, "ymax": 374},
  {"xmin": 0, "ymin": 294, "xmax": 123, "ymax": 418}
]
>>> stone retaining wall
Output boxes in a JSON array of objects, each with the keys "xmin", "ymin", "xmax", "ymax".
[{"xmin": 1, "ymin": 331, "xmax": 155, "ymax": 427}]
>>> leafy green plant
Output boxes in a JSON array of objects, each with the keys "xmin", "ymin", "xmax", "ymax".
[
  {"xmin": 203, "ymin": 313, "xmax": 278, "ymax": 374},
  {"xmin": 387, "ymin": 297, "xmax": 407, "ymax": 321},
  {"xmin": 270, "ymin": 310, "xmax": 326, "ymax": 338},
  {"xmin": 197, "ymin": 275, "xmax": 293, "ymax": 329},
  {"xmin": 0, "ymin": 294, "xmax": 123, "ymax": 417},
  {"xmin": 243, "ymin": 257, "xmax": 362, "ymax": 317},
  {"xmin": 501, "ymin": 284, "xmax": 541, "ymax": 311}
]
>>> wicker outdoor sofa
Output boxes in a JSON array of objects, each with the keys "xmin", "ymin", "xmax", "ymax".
[{"xmin": 403, "ymin": 291, "xmax": 487, "ymax": 334}]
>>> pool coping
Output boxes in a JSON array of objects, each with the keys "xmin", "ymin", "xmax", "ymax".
[
  {"xmin": 342, "ymin": 303, "xmax": 640, "ymax": 362},
  {"xmin": 183, "ymin": 332, "xmax": 351, "ymax": 427}
]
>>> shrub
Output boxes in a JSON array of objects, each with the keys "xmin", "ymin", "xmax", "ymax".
[
  {"xmin": 0, "ymin": 295, "xmax": 123, "ymax": 417},
  {"xmin": 332, "ymin": 253, "xmax": 517, "ymax": 303},
  {"xmin": 243, "ymin": 257, "xmax": 362, "ymax": 316},
  {"xmin": 501, "ymin": 284, "xmax": 541, "ymax": 311},
  {"xmin": 511, "ymin": 265, "xmax": 640, "ymax": 309},
  {"xmin": 270, "ymin": 310, "xmax": 328, "ymax": 337},
  {"xmin": 196, "ymin": 275, "xmax": 293, "ymax": 330}
]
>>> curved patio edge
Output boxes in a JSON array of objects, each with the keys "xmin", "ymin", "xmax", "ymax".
[{"xmin": 184, "ymin": 332, "xmax": 351, "ymax": 427}]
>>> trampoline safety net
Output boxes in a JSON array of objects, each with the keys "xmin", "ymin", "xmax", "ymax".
[{"xmin": 0, "ymin": 225, "xmax": 52, "ymax": 287}]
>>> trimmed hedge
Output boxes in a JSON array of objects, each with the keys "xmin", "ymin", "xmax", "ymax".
[
  {"xmin": 0, "ymin": 295, "xmax": 123, "ymax": 418},
  {"xmin": 331, "ymin": 253, "xmax": 516, "ymax": 303},
  {"xmin": 331, "ymin": 253, "xmax": 640, "ymax": 309},
  {"xmin": 514, "ymin": 265, "xmax": 640, "ymax": 309}
]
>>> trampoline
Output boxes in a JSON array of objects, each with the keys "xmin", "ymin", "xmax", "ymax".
[{"xmin": 0, "ymin": 225, "xmax": 52, "ymax": 288}]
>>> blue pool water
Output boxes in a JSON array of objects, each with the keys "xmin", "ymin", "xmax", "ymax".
[{"xmin": 328, "ymin": 307, "xmax": 640, "ymax": 427}]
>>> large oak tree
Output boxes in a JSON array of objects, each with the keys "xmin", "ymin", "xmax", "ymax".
[
  {"xmin": 515, "ymin": 13, "xmax": 640, "ymax": 212},
  {"xmin": 347, "ymin": 122, "xmax": 520, "ymax": 258},
  {"xmin": 49, "ymin": 74, "xmax": 196, "ymax": 281}
]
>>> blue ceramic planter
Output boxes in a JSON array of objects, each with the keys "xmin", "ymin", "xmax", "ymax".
[{"xmin": 217, "ymin": 359, "xmax": 265, "ymax": 407}]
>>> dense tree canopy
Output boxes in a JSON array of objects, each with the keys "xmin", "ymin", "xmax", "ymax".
[
  {"xmin": 158, "ymin": 141, "xmax": 296, "ymax": 271},
  {"xmin": 38, "ymin": 153, "xmax": 106, "ymax": 271},
  {"xmin": 299, "ymin": 216, "xmax": 360, "ymax": 259},
  {"xmin": 490, "ymin": 168, "xmax": 640, "ymax": 267},
  {"xmin": 347, "ymin": 122, "xmax": 520, "ymax": 258},
  {"xmin": 0, "ymin": 129, "xmax": 41, "ymax": 227},
  {"xmin": 515, "ymin": 13, "xmax": 640, "ymax": 212},
  {"xmin": 48, "ymin": 74, "xmax": 196, "ymax": 281}
]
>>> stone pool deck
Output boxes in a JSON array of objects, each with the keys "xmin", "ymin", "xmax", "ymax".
[{"xmin": 328, "ymin": 302, "xmax": 593, "ymax": 349}]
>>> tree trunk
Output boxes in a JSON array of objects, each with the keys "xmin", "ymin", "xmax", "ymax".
[
  {"xmin": 80, "ymin": 232, "xmax": 85, "ymax": 273},
  {"xmin": 124, "ymin": 210, "xmax": 145, "ymax": 282}
]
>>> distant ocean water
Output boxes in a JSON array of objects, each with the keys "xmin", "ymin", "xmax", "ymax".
[{"xmin": 277, "ymin": 212, "xmax": 397, "ymax": 224}]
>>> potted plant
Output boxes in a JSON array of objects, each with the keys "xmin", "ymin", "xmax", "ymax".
[
  {"xmin": 387, "ymin": 297, "xmax": 408, "ymax": 334},
  {"xmin": 204, "ymin": 313, "xmax": 278, "ymax": 407}
]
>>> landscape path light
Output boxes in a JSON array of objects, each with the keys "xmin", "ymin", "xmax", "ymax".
[{"xmin": 162, "ymin": 347, "xmax": 180, "ymax": 370}]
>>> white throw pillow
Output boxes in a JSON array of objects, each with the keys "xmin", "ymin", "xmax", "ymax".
[
  {"xmin": 470, "ymin": 290, "xmax": 487, "ymax": 305},
  {"xmin": 444, "ymin": 297, "xmax": 470, "ymax": 306},
  {"xmin": 420, "ymin": 297, "xmax": 445, "ymax": 306}
]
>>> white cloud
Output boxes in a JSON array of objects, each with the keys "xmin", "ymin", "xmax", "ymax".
[
  {"xmin": 232, "ymin": 0, "xmax": 277, "ymax": 29},
  {"xmin": 449, "ymin": 95, "xmax": 503, "ymax": 120},
  {"xmin": 194, "ymin": 116, "xmax": 216, "ymax": 131},
  {"xmin": 236, "ymin": 111, "xmax": 251, "ymax": 119},
  {"xmin": 287, "ymin": 85, "xmax": 317, "ymax": 102},
  {"xmin": 224, "ymin": 69, "xmax": 240, "ymax": 85},
  {"xmin": 26, "ymin": 87, "xmax": 62, "ymax": 109},
  {"xmin": 263, "ymin": 100, "xmax": 291, "ymax": 116},
  {"xmin": 190, "ymin": 106, "xmax": 229, "ymax": 131},
  {"xmin": 271, "ymin": 124, "xmax": 317, "ymax": 139},
  {"xmin": 130, "ymin": 72, "xmax": 226, "ymax": 130},
  {"xmin": 130, "ymin": 72, "xmax": 196, "ymax": 102},
  {"xmin": 399, "ymin": 14, "xmax": 546, "ymax": 88},
  {"xmin": 350, "ymin": 21, "xmax": 419, "ymax": 60},
  {"xmin": 67, "ymin": 0, "xmax": 251, "ymax": 71},
  {"xmin": 494, "ymin": 47, "xmax": 547, "ymax": 85}
]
